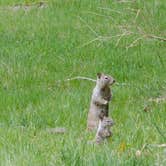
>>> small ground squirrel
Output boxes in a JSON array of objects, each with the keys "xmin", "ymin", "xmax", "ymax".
[
  {"xmin": 87, "ymin": 73, "xmax": 115, "ymax": 131},
  {"xmin": 95, "ymin": 116, "xmax": 114, "ymax": 144}
]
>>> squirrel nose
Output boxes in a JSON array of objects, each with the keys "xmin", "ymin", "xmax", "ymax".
[{"xmin": 113, "ymin": 79, "xmax": 116, "ymax": 83}]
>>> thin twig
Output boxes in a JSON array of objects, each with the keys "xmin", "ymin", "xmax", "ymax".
[
  {"xmin": 147, "ymin": 34, "xmax": 166, "ymax": 42},
  {"xmin": 59, "ymin": 76, "xmax": 129, "ymax": 87},
  {"xmin": 149, "ymin": 144, "xmax": 166, "ymax": 148},
  {"xmin": 62, "ymin": 76, "xmax": 96, "ymax": 82}
]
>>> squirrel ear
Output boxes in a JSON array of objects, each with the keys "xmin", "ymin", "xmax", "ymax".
[{"xmin": 97, "ymin": 72, "xmax": 102, "ymax": 79}]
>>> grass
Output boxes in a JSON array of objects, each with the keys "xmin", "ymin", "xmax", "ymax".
[{"xmin": 0, "ymin": 0, "xmax": 166, "ymax": 165}]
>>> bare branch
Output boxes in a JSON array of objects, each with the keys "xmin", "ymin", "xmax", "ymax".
[
  {"xmin": 147, "ymin": 34, "xmax": 166, "ymax": 42},
  {"xmin": 59, "ymin": 76, "xmax": 129, "ymax": 87},
  {"xmin": 62, "ymin": 76, "xmax": 96, "ymax": 82},
  {"xmin": 149, "ymin": 144, "xmax": 166, "ymax": 148}
]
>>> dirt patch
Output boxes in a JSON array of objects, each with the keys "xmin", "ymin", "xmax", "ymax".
[{"xmin": 0, "ymin": 1, "xmax": 48, "ymax": 12}]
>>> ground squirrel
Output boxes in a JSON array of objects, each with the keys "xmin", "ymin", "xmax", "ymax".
[
  {"xmin": 87, "ymin": 73, "xmax": 115, "ymax": 131},
  {"xmin": 95, "ymin": 115, "xmax": 114, "ymax": 144}
]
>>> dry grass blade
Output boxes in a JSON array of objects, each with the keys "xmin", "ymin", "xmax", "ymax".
[
  {"xmin": 134, "ymin": 9, "xmax": 141, "ymax": 22},
  {"xmin": 85, "ymin": 11, "xmax": 114, "ymax": 20},
  {"xmin": 78, "ymin": 37, "xmax": 99, "ymax": 48},
  {"xmin": 116, "ymin": 0, "xmax": 136, "ymax": 3},
  {"xmin": 126, "ymin": 36, "xmax": 144, "ymax": 49},
  {"xmin": 78, "ymin": 16, "xmax": 98, "ymax": 36},
  {"xmin": 115, "ymin": 32, "xmax": 131, "ymax": 46},
  {"xmin": 98, "ymin": 7, "xmax": 123, "ymax": 14}
]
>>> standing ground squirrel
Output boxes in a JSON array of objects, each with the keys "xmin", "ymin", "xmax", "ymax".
[
  {"xmin": 95, "ymin": 116, "xmax": 114, "ymax": 144},
  {"xmin": 87, "ymin": 73, "xmax": 115, "ymax": 131}
]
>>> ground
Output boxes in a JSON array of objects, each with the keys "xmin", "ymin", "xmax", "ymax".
[{"xmin": 0, "ymin": 0, "xmax": 166, "ymax": 165}]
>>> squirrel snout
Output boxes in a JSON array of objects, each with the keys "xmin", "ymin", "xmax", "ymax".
[{"xmin": 112, "ymin": 79, "xmax": 116, "ymax": 83}]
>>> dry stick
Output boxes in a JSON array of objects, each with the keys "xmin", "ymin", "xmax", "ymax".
[
  {"xmin": 147, "ymin": 34, "xmax": 166, "ymax": 42},
  {"xmin": 149, "ymin": 144, "xmax": 166, "ymax": 148},
  {"xmin": 64, "ymin": 76, "xmax": 96, "ymax": 82},
  {"xmin": 59, "ymin": 76, "xmax": 128, "ymax": 86}
]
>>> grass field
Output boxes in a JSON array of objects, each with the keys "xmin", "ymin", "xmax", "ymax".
[{"xmin": 0, "ymin": 0, "xmax": 166, "ymax": 165}]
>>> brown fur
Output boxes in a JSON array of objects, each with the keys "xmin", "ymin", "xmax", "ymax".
[
  {"xmin": 87, "ymin": 73, "xmax": 115, "ymax": 131},
  {"xmin": 95, "ymin": 116, "xmax": 114, "ymax": 144}
]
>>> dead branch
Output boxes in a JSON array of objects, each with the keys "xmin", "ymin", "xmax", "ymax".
[
  {"xmin": 58, "ymin": 76, "xmax": 129, "ymax": 87},
  {"xmin": 147, "ymin": 34, "xmax": 166, "ymax": 42},
  {"xmin": 63, "ymin": 76, "xmax": 96, "ymax": 82},
  {"xmin": 149, "ymin": 144, "xmax": 166, "ymax": 148}
]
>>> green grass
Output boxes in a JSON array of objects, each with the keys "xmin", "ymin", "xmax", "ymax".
[{"xmin": 0, "ymin": 0, "xmax": 166, "ymax": 165}]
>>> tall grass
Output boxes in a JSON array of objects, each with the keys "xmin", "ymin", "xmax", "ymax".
[{"xmin": 0, "ymin": 0, "xmax": 165, "ymax": 165}]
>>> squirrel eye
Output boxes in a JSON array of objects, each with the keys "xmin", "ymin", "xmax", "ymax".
[{"xmin": 105, "ymin": 77, "xmax": 108, "ymax": 79}]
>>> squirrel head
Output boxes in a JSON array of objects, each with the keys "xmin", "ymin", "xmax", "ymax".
[{"xmin": 96, "ymin": 73, "xmax": 115, "ymax": 88}]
